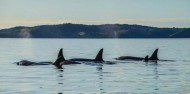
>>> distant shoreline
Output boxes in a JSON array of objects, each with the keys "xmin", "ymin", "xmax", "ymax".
[{"xmin": 0, "ymin": 23, "xmax": 189, "ymax": 38}]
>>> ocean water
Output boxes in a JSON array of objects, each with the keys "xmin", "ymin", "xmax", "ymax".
[{"xmin": 0, "ymin": 38, "xmax": 190, "ymax": 94}]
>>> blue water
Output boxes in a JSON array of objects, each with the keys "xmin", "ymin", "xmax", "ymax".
[{"xmin": 0, "ymin": 38, "xmax": 190, "ymax": 94}]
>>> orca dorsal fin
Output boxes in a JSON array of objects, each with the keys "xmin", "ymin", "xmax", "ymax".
[
  {"xmin": 57, "ymin": 48, "xmax": 65, "ymax": 61},
  {"xmin": 94, "ymin": 48, "xmax": 104, "ymax": 61},
  {"xmin": 149, "ymin": 48, "xmax": 159, "ymax": 60},
  {"xmin": 53, "ymin": 48, "xmax": 65, "ymax": 68},
  {"xmin": 144, "ymin": 55, "xmax": 149, "ymax": 62}
]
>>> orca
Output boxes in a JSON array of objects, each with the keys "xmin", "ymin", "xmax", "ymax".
[
  {"xmin": 149, "ymin": 48, "xmax": 158, "ymax": 60},
  {"xmin": 16, "ymin": 48, "xmax": 80, "ymax": 69},
  {"xmin": 53, "ymin": 48, "xmax": 81, "ymax": 69},
  {"xmin": 143, "ymin": 55, "xmax": 158, "ymax": 64},
  {"xmin": 116, "ymin": 48, "xmax": 159, "ymax": 61},
  {"xmin": 16, "ymin": 60, "xmax": 52, "ymax": 66},
  {"xmin": 143, "ymin": 55, "xmax": 149, "ymax": 62},
  {"xmin": 69, "ymin": 48, "xmax": 104, "ymax": 63}
]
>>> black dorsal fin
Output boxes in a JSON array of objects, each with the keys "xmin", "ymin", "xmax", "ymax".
[
  {"xmin": 94, "ymin": 48, "xmax": 104, "ymax": 61},
  {"xmin": 53, "ymin": 48, "xmax": 65, "ymax": 69},
  {"xmin": 57, "ymin": 48, "xmax": 65, "ymax": 61},
  {"xmin": 144, "ymin": 55, "xmax": 149, "ymax": 62},
  {"xmin": 149, "ymin": 48, "xmax": 159, "ymax": 60}
]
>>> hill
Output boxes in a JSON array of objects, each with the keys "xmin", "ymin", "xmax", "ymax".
[{"xmin": 0, "ymin": 23, "xmax": 189, "ymax": 38}]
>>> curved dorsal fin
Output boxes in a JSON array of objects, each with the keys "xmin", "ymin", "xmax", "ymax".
[
  {"xmin": 144, "ymin": 55, "xmax": 149, "ymax": 62},
  {"xmin": 149, "ymin": 48, "xmax": 159, "ymax": 60},
  {"xmin": 53, "ymin": 48, "xmax": 65, "ymax": 69},
  {"xmin": 94, "ymin": 48, "xmax": 104, "ymax": 61},
  {"xmin": 57, "ymin": 48, "xmax": 65, "ymax": 61}
]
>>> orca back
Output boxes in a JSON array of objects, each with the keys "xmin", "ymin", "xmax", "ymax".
[
  {"xmin": 94, "ymin": 48, "xmax": 104, "ymax": 61},
  {"xmin": 149, "ymin": 48, "xmax": 158, "ymax": 60}
]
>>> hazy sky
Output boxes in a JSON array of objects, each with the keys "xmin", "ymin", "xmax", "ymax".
[{"xmin": 0, "ymin": 0, "xmax": 190, "ymax": 29}]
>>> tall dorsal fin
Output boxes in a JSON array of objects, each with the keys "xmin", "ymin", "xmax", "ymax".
[
  {"xmin": 144, "ymin": 55, "xmax": 149, "ymax": 62},
  {"xmin": 149, "ymin": 48, "xmax": 159, "ymax": 60},
  {"xmin": 94, "ymin": 48, "xmax": 104, "ymax": 61},
  {"xmin": 57, "ymin": 48, "xmax": 65, "ymax": 61},
  {"xmin": 53, "ymin": 48, "xmax": 65, "ymax": 69}
]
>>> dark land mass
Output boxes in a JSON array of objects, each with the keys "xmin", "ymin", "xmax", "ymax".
[{"xmin": 0, "ymin": 23, "xmax": 189, "ymax": 38}]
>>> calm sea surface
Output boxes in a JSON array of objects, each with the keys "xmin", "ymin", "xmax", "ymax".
[{"xmin": 0, "ymin": 38, "xmax": 190, "ymax": 94}]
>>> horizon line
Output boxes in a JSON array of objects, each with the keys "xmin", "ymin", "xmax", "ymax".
[{"xmin": 1, "ymin": 22, "xmax": 190, "ymax": 30}]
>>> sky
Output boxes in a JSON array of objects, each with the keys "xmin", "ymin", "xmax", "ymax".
[{"xmin": 0, "ymin": 0, "xmax": 190, "ymax": 29}]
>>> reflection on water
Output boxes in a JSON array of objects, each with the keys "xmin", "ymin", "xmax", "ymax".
[
  {"xmin": 153, "ymin": 65, "xmax": 159, "ymax": 80},
  {"xmin": 153, "ymin": 64, "xmax": 159, "ymax": 91},
  {"xmin": 145, "ymin": 61, "xmax": 159, "ymax": 91},
  {"xmin": 96, "ymin": 65, "xmax": 106, "ymax": 94},
  {"xmin": 56, "ymin": 69, "xmax": 64, "ymax": 94}
]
